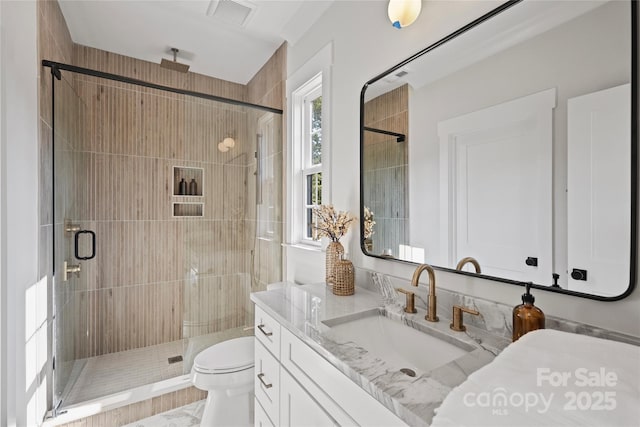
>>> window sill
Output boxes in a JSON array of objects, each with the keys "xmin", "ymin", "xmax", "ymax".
[{"xmin": 282, "ymin": 242, "xmax": 323, "ymax": 253}]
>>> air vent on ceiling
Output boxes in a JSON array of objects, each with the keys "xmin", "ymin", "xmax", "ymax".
[
  {"xmin": 207, "ymin": 0, "xmax": 256, "ymax": 27},
  {"xmin": 382, "ymin": 69, "xmax": 409, "ymax": 84}
]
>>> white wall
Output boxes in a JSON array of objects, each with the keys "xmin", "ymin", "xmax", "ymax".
[
  {"xmin": 286, "ymin": 0, "xmax": 640, "ymax": 338},
  {"xmin": 0, "ymin": 1, "xmax": 4, "ymax": 421},
  {"xmin": 0, "ymin": 1, "xmax": 45, "ymax": 425}
]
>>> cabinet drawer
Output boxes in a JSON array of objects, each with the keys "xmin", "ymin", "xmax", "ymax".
[
  {"xmin": 281, "ymin": 328, "xmax": 408, "ymax": 427},
  {"xmin": 254, "ymin": 398, "xmax": 275, "ymax": 427},
  {"xmin": 254, "ymin": 305, "xmax": 281, "ymax": 358},
  {"xmin": 254, "ymin": 339, "xmax": 280, "ymax": 426}
]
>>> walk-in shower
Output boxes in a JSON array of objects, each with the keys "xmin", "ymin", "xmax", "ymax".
[{"xmin": 43, "ymin": 61, "xmax": 283, "ymax": 415}]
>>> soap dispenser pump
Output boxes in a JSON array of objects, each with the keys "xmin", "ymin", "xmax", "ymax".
[{"xmin": 512, "ymin": 282, "xmax": 545, "ymax": 342}]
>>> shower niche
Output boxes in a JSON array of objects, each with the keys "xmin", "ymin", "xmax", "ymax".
[
  {"xmin": 173, "ymin": 166, "xmax": 203, "ymax": 196},
  {"xmin": 173, "ymin": 166, "xmax": 204, "ymax": 217},
  {"xmin": 172, "ymin": 202, "xmax": 204, "ymax": 217}
]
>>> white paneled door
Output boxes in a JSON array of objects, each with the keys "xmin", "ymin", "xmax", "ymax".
[
  {"xmin": 439, "ymin": 89, "xmax": 555, "ymax": 284},
  {"xmin": 567, "ymin": 84, "xmax": 630, "ymax": 296}
]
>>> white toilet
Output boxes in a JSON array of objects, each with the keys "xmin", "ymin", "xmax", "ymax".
[{"xmin": 191, "ymin": 336, "xmax": 255, "ymax": 426}]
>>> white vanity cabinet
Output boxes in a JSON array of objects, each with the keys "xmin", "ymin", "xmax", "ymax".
[
  {"xmin": 280, "ymin": 368, "xmax": 338, "ymax": 426},
  {"xmin": 255, "ymin": 399, "xmax": 275, "ymax": 427},
  {"xmin": 253, "ymin": 304, "xmax": 408, "ymax": 427},
  {"xmin": 254, "ymin": 336, "xmax": 280, "ymax": 425}
]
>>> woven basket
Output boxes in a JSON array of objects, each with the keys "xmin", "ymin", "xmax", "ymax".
[
  {"xmin": 333, "ymin": 258, "xmax": 355, "ymax": 296},
  {"xmin": 325, "ymin": 241, "xmax": 344, "ymax": 285}
]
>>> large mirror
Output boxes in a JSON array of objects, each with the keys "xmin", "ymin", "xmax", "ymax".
[{"xmin": 360, "ymin": 0, "xmax": 636, "ymax": 299}]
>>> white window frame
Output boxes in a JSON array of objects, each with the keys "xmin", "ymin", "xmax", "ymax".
[
  {"xmin": 299, "ymin": 80, "xmax": 323, "ymax": 245},
  {"xmin": 287, "ymin": 44, "xmax": 332, "ymax": 248}
]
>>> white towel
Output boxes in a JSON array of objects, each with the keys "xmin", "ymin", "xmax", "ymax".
[{"xmin": 431, "ymin": 329, "xmax": 640, "ymax": 427}]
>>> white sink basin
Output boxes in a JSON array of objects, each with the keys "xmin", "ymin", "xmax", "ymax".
[{"xmin": 323, "ymin": 311, "xmax": 473, "ymax": 375}]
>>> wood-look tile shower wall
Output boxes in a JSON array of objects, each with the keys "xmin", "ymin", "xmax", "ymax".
[
  {"xmin": 66, "ymin": 57, "xmax": 283, "ymax": 358},
  {"xmin": 39, "ymin": 10, "xmax": 284, "ymax": 365},
  {"xmin": 363, "ymin": 84, "xmax": 409, "ymax": 256}
]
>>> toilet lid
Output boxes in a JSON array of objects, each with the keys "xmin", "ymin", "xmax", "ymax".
[{"xmin": 193, "ymin": 336, "xmax": 254, "ymax": 374}]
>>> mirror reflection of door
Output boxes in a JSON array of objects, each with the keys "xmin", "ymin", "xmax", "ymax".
[
  {"xmin": 438, "ymin": 89, "xmax": 555, "ymax": 284},
  {"xmin": 567, "ymin": 84, "xmax": 630, "ymax": 296}
]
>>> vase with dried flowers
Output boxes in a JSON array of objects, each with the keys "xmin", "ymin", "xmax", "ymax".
[
  {"xmin": 312, "ymin": 205, "xmax": 356, "ymax": 289},
  {"xmin": 363, "ymin": 206, "xmax": 376, "ymax": 252}
]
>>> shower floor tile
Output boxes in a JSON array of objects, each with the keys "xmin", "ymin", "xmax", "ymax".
[{"xmin": 63, "ymin": 340, "xmax": 185, "ymax": 406}]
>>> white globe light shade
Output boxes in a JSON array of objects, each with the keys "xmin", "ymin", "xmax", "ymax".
[
  {"xmin": 218, "ymin": 142, "xmax": 229, "ymax": 152},
  {"xmin": 388, "ymin": 0, "xmax": 422, "ymax": 29},
  {"xmin": 223, "ymin": 137, "xmax": 235, "ymax": 148}
]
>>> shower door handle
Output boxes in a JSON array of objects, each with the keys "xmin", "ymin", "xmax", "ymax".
[{"xmin": 74, "ymin": 230, "xmax": 96, "ymax": 260}]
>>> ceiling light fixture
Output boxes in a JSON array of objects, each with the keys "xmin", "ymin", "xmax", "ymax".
[{"xmin": 388, "ymin": 0, "xmax": 422, "ymax": 29}]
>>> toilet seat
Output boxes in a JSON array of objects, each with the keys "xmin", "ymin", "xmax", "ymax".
[
  {"xmin": 193, "ymin": 336, "xmax": 254, "ymax": 374},
  {"xmin": 191, "ymin": 336, "xmax": 255, "ymax": 426}
]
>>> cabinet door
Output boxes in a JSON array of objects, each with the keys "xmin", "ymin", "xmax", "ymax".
[
  {"xmin": 255, "ymin": 339, "xmax": 280, "ymax": 425},
  {"xmin": 255, "ymin": 399, "xmax": 275, "ymax": 427},
  {"xmin": 280, "ymin": 368, "xmax": 339, "ymax": 427}
]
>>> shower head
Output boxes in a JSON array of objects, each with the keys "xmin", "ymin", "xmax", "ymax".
[{"xmin": 160, "ymin": 48, "xmax": 190, "ymax": 73}]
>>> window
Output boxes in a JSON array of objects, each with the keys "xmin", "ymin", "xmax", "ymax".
[
  {"xmin": 291, "ymin": 72, "xmax": 327, "ymax": 246},
  {"xmin": 303, "ymin": 86, "xmax": 322, "ymax": 241}
]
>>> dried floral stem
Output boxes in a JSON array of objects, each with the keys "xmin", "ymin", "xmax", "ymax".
[
  {"xmin": 312, "ymin": 205, "xmax": 356, "ymax": 242},
  {"xmin": 363, "ymin": 206, "xmax": 376, "ymax": 239}
]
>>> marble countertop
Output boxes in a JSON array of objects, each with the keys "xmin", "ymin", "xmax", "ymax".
[{"xmin": 250, "ymin": 282, "xmax": 511, "ymax": 426}]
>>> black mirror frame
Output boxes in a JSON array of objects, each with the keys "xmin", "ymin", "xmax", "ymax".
[{"xmin": 359, "ymin": 0, "xmax": 638, "ymax": 301}]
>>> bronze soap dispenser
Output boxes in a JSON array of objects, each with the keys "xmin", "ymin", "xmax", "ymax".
[{"xmin": 512, "ymin": 282, "xmax": 545, "ymax": 342}]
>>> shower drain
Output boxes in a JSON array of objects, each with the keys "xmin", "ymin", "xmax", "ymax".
[
  {"xmin": 400, "ymin": 368, "xmax": 416, "ymax": 377},
  {"xmin": 168, "ymin": 355, "xmax": 183, "ymax": 364}
]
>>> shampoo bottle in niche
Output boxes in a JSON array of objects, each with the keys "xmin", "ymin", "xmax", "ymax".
[
  {"xmin": 178, "ymin": 178, "xmax": 187, "ymax": 195},
  {"xmin": 512, "ymin": 282, "xmax": 545, "ymax": 342}
]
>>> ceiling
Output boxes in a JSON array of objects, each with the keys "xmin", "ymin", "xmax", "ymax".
[
  {"xmin": 59, "ymin": 0, "xmax": 334, "ymax": 84},
  {"xmin": 365, "ymin": 0, "xmax": 608, "ymax": 101}
]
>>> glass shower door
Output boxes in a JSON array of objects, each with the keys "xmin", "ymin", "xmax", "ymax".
[
  {"xmin": 52, "ymin": 71, "xmax": 93, "ymax": 410},
  {"xmin": 49, "ymin": 65, "xmax": 284, "ymax": 409}
]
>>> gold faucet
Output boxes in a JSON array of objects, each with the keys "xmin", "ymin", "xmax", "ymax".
[
  {"xmin": 456, "ymin": 257, "xmax": 481, "ymax": 273},
  {"xmin": 411, "ymin": 264, "xmax": 438, "ymax": 322},
  {"xmin": 396, "ymin": 288, "xmax": 417, "ymax": 313},
  {"xmin": 450, "ymin": 305, "xmax": 480, "ymax": 332}
]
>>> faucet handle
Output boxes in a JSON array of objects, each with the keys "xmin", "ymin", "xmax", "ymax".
[
  {"xmin": 450, "ymin": 305, "xmax": 480, "ymax": 332},
  {"xmin": 396, "ymin": 288, "xmax": 417, "ymax": 314}
]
